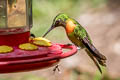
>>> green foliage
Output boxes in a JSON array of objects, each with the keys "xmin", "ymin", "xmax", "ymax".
[
  {"xmin": 31, "ymin": 0, "xmax": 108, "ymax": 37},
  {"xmin": 91, "ymin": 0, "xmax": 107, "ymax": 7},
  {"xmin": 32, "ymin": 0, "xmax": 84, "ymax": 37},
  {"xmin": 21, "ymin": 75, "xmax": 46, "ymax": 80}
]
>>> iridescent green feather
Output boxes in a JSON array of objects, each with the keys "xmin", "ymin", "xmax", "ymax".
[
  {"xmin": 73, "ymin": 21, "xmax": 92, "ymax": 43},
  {"xmin": 55, "ymin": 13, "xmax": 69, "ymax": 21}
]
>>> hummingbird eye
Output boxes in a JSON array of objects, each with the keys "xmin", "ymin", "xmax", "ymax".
[{"xmin": 55, "ymin": 19, "xmax": 60, "ymax": 25}]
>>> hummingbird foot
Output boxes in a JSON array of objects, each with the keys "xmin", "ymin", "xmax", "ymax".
[
  {"xmin": 77, "ymin": 47, "xmax": 81, "ymax": 50},
  {"xmin": 53, "ymin": 64, "xmax": 61, "ymax": 74}
]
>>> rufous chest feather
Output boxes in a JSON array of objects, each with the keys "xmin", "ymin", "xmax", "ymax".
[{"xmin": 66, "ymin": 20, "xmax": 76, "ymax": 33}]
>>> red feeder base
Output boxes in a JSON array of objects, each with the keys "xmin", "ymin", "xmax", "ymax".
[
  {"xmin": 0, "ymin": 44, "xmax": 77, "ymax": 73},
  {"xmin": 0, "ymin": 60, "xmax": 59, "ymax": 73}
]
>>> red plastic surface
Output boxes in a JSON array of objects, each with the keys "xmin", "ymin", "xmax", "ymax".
[
  {"xmin": 0, "ymin": 60, "xmax": 59, "ymax": 73},
  {"xmin": 0, "ymin": 44, "xmax": 77, "ymax": 73},
  {"xmin": 0, "ymin": 31, "xmax": 30, "ymax": 46}
]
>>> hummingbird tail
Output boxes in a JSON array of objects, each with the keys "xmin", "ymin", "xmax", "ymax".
[
  {"xmin": 85, "ymin": 49, "xmax": 102, "ymax": 74},
  {"xmin": 81, "ymin": 37, "xmax": 106, "ymax": 73}
]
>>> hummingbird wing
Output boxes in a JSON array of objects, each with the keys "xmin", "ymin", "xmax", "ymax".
[
  {"xmin": 82, "ymin": 37, "xmax": 106, "ymax": 73},
  {"xmin": 74, "ymin": 26, "xmax": 106, "ymax": 61},
  {"xmin": 81, "ymin": 37, "xmax": 106, "ymax": 66},
  {"xmin": 81, "ymin": 37, "xmax": 106, "ymax": 61},
  {"xmin": 74, "ymin": 25, "xmax": 106, "ymax": 73}
]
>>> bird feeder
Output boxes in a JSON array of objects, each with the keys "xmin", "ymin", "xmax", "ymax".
[{"xmin": 0, "ymin": 0, "xmax": 77, "ymax": 73}]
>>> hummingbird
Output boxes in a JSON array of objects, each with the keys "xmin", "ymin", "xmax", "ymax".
[{"xmin": 43, "ymin": 13, "xmax": 106, "ymax": 73}]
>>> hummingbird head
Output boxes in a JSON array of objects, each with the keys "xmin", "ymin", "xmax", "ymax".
[{"xmin": 43, "ymin": 13, "xmax": 69, "ymax": 37}]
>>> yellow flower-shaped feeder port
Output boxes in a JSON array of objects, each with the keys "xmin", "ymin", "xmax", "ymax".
[
  {"xmin": 32, "ymin": 37, "xmax": 52, "ymax": 47},
  {"xmin": 0, "ymin": 45, "xmax": 13, "ymax": 53},
  {"xmin": 19, "ymin": 43, "xmax": 38, "ymax": 50}
]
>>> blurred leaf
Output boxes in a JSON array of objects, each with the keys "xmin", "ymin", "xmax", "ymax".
[
  {"xmin": 91, "ymin": 0, "xmax": 107, "ymax": 7},
  {"xmin": 21, "ymin": 75, "xmax": 46, "ymax": 80}
]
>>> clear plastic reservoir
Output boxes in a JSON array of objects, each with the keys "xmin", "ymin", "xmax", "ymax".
[{"xmin": 0, "ymin": 0, "xmax": 32, "ymax": 35}]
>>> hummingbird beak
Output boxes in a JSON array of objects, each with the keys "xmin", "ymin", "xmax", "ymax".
[{"xmin": 42, "ymin": 24, "xmax": 55, "ymax": 37}]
